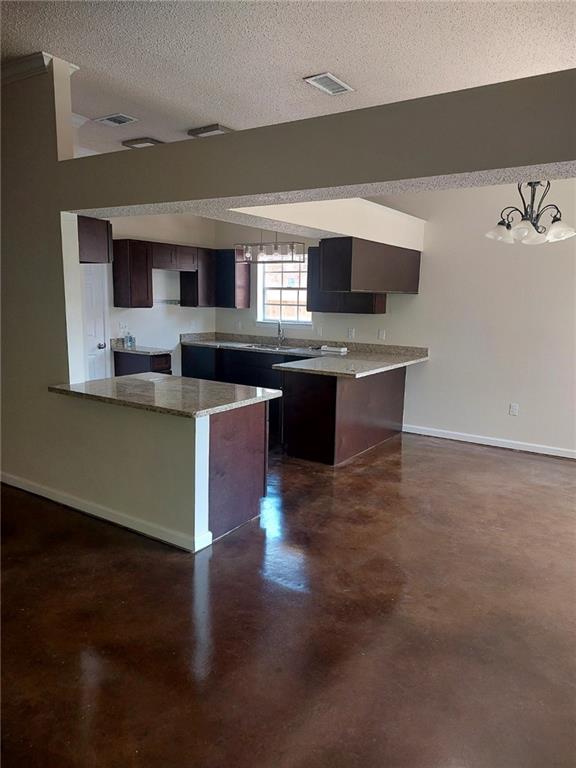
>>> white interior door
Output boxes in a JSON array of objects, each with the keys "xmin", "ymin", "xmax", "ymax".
[{"xmin": 81, "ymin": 264, "xmax": 111, "ymax": 380}]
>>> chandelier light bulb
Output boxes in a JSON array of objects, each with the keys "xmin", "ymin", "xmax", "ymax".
[
  {"xmin": 546, "ymin": 219, "xmax": 576, "ymax": 243},
  {"xmin": 511, "ymin": 218, "xmax": 531, "ymax": 241},
  {"xmin": 485, "ymin": 221, "xmax": 514, "ymax": 244},
  {"xmin": 521, "ymin": 229, "xmax": 548, "ymax": 246}
]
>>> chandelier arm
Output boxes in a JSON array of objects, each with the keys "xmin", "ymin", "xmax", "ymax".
[
  {"xmin": 534, "ymin": 181, "xmax": 551, "ymax": 217},
  {"xmin": 517, "ymin": 184, "xmax": 529, "ymax": 217},
  {"xmin": 500, "ymin": 206, "xmax": 524, "ymax": 222},
  {"xmin": 534, "ymin": 204, "xmax": 561, "ymax": 229}
]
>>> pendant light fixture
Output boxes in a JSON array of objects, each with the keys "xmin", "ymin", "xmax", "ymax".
[
  {"xmin": 235, "ymin": 231, "xmax": 305, "ymax": 263},
  {"xmin": 485, "ymin": 181, "xmax": 576, "ymax": 245}
]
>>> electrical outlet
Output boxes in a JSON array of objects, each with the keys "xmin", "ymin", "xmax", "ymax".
[
  {"xmin": 236, "ymin": 320, "xmax": 243, "ymax": 330},
  {"xmin": 509, "ymin": 402, "xmax": 520, "ymax": 416},
  {"xmin": 316, "ymin": 325, "xmax": 323, "ymax": 338},
  {"xmin": 377, "ymin": 328, "xmax": 386, "ymax": 341},
  {"xmin": 347, "ymin": 327, "xmax": 356, "ymax": 340}
]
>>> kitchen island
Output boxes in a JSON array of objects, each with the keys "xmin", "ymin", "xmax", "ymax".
[
  {"xmin": 273, "ymin": 349, "xmax": 428, "ymax": 465},
  {"xmin": 49, "ymin": 373, "xmax": 281, "ymax": 551}
]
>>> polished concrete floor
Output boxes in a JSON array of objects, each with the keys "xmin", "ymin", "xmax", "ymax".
[{"xmin": 2, "ymin": 434, "xmax": 575, "ymax": 768}]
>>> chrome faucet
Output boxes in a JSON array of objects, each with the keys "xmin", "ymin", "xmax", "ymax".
[{"xmin": 277, "ymin": 320, "xmax": 285, "ymax": 346}]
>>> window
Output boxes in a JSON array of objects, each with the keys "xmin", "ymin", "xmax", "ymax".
[{"xmin": 257, "ymin": 258, "xmax": 311, "ymax": 323}]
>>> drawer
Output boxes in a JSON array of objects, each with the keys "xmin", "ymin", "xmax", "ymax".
[{"xmin": 150, "ymin": 354, "xmax": 172, "ymax": 372}]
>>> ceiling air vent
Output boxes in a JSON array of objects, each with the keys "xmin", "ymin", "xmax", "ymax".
[
  {"xmin": 303, "ymin": 72, "xmax": 354, "ymax": 96},
  {"xmin": 94, "ymin": 113, "xmax": 138, "ymax": 127}
]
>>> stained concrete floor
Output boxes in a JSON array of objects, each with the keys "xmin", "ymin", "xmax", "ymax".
[{"xmin": 2, "ymin": 434, "xmax": 575, "ymax": 768}]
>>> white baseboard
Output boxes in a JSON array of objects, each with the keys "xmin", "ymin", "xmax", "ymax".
[
  {"xmin": 402, "ymin": 425, "xmax": 575, "ymax": 460},
  {"xmin": 1, "ymin": 472, "xmax": 196, "ymax": 551},
  {"xmin": 193, "ymin": 531, "xmax": 213, "ymax": 552}
]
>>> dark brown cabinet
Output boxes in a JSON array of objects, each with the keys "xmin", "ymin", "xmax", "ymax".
[
  {"xmin": 214, "ymin": 249, "xmax": 250, "ymax": 309},
  {"xmin": 180, "ymin": 248, "xmax": 216, "ymax": 307},
  {"xmin": 151, "ymin": 242, "xmax": 177, "ymax": 269},
  {"xmin": 181, "ymin": 345, "xmax": 304, "ymax": 446},
  {"xmin": 78, "ymin": 215, "xmax": 113, "ymax": 263},
  {"xmin": 113, "ymin": 240, "xmax": 250, "ymax": 310},
  {"xmin": 307, "ymin": 247, "xmax": 387, "ymax": 314},
  {"xmin": 112, "ymin": 240, "xmax": 153, "ymax": 308},
  {"xmin": 114, "ymin": 350, "xmax": 172, "ymax": 376},
  {"xmin": 176, "ymin": 246, "xmax": 197, "ymax": 271},
  {"xmin": 319, "ymin": 236, "xmax": 421, "ymax": 294}
]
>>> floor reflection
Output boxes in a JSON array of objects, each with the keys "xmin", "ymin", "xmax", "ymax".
[{"xmin": 260, "ymin": 485, "xmax": 309, "ymax": 593}]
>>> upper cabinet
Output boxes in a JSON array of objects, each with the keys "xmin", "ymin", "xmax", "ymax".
[
  {"xmin": 78, "ymin": 215, "xmax": 113, "ymax": 263},
  {"xmin": 113, "ymin": 241, "xmax": 251, "ymax": 309},
  {"xmin": 113, "ymin": 240, "xmax": 153, "ymax": 308},
  {"xmin": 150, "ymin": 243, "xmax": 197, "ymax": 270},
  {"xmin": 180, "ymin": 248, "xmax": 216, "ymax": 308},
  {"xmin": 214, "ymin": 249, "xmax": 250, "ymax": 309},
  {"xmin": 307, "ymin": 247, "xmax": 387, "ymax": 314},
  {"xmin": 319, "ymin": 236, "xmax": 421, "ymax": 294}
]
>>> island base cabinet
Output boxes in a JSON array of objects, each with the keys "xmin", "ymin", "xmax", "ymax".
[
  {"xmin": 282, "ymin": 368, "xmax": 406, "ymax": 465},
  {"xmin": 208, "ymin": 402, "xmax": 268, "ymax": 540}
]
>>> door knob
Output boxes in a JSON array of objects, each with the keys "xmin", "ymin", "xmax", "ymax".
[{"xmin": 97, "ymin": 342, "xmax": 106, "ymax": 349}]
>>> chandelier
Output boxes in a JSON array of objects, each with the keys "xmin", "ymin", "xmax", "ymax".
[
  {"xmin": 235, "ymin": 233, "xmax": 305, "ymax": 264},
  {"xmin": 485, "ymin": 181, "xmax": 575, "ymax": 245}
]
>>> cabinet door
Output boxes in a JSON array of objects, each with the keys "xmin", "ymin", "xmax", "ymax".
[
  {"xmin": 215, "ymin": 250, "xmax": 251, "ymax": 309},
  {"xmin": 181, "ymin": 345, "xmax": 217, "ymax": 380},
  {"xmin": 176, "ymin": 246, "xmax": 198, "ymax": 270},
  {"xmin": 307, "ymin": 247, "xmax": 386, "ymax": 314},
  {"xmin": 78, "ymin": 216, "xmax": 112, "ymax": 263},
  {"xmin": 129, "ymin": 241, "xmax": 153, "ymax": 307},
  {"xmin": 196, "ymin": 248, "xmax": 216, "ymax": 306},
  {"xmin": 151, "ymin": 242, "xmax": 177, "ymax": 269}
]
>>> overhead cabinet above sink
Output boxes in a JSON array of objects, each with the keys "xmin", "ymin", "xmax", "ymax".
[{"xmin": 319, "ymin": 236, "xmax": 421, "ymax": 294}]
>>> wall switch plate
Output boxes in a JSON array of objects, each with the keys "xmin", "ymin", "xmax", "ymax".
[
  {"xmin": 347, "ymin": 327, "xmax": 356, "ymax": 340},
  {"xmin": 509, "ymin": 402, "xmax": 520, "ymax": 416},
  {"xmin": 377, "ymin": 328, "xmax": 386, "ymax": 341},
  {"xmin": 236, "ymin": 320, "xmax": 243, "ymax": 330},
  {"xmin": 316, "ymin": 325, "xmax": 323, "ymax": 337}
]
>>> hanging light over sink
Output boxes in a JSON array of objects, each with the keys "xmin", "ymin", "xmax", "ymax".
[
  {"xmin": 235, "ymin": 232, "xmax": 305, "ymax": 263},
  {"xmin": 485, "ymin": 181, "xmax": 576, "ymax": 245}
]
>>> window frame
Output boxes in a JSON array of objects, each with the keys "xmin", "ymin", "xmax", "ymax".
[{"xmin": 256, "ymin": 258, "xmax": 312, "ymax": 325}]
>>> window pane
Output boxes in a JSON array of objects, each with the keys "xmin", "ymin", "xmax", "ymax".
[
  {"xmin": 300, "ymin": 273, "xmax": 307, "ymax": 287},
  {"xmin": 282, "ymin": 305, "xmax": 298, "ymax": 321},
  {"xmin": 265, "ymin": 271, "xmax": 282, "ymax": 287},
  {"xmin": 282, "ymin": 290, "xmax": 298, "ymax": 305},
  {"xmin": 282, "ymin": 273, "xmax": 299, "ymax": 288},
  {"xmin": 264, "ymin": 289, "xmax": 281, "ymax": 303},
  {"xmin": 298, "ymin": 289, "xmax": 307, "ymax": 306},
  {"xmin": 265, "ymin": 304, "xmax": 281, "ymax": 319},
  {"xmin": 298, "ymin": 307, "xmax": 312, "ymax": 322}
]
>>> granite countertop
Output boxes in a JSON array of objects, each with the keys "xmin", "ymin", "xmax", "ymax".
[
  {"xmin": 272, "ymin": 351, "xmax": 429, "ymax": 378},
  {"xmin": 180, "ymin": 339, "xmax": 339, "ymax": 358},
  {"xmin": 49, "ymin": 373, "xmax": 282, "ymax": 419},
  {"xmin": 111, "ymin": 343, "xmax": 172, "ymax": 356}
]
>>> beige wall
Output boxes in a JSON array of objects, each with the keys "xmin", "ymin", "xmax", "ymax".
[
  {"xmin": 216, "ymin": 182, "xmax": 576, "ymax": 455},
  {"xmin": 1, "ymin": 66, "xmax": 199, "ymax": 547}
]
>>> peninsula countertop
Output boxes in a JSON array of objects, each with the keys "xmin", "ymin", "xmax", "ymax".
[
  {"xmin": 49, "ymin": 373, "xmax": 282, "ymax": 419},
  {"xmin": 111, "ymin": 343, "xmax": 172, "ymax": 356},
  {"xmin": 272, "ymin": 350, "xmax": 429, "ymax": 378}
]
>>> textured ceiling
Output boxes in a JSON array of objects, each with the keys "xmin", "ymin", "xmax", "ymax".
[{"xmin": 2, "ymin": 1, "xmax": 575, "ymax": 155}]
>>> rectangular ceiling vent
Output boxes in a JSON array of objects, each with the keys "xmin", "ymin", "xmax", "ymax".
[
  {"xmin": 94, "ymin": 113, "xmax": 138, "ymax": 127},
  {"xmin": 303, "ymin": 72, "xmax": 354, "ymax": 96}
]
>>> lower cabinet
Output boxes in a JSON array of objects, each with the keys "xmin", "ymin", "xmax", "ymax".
[
  {"xmin": 181, "ymin": 345, "xmax": 305, "ymax": 447},
  {"xmin": 114, "ymin": 351, "xmax": 172, "ymax": 376}
]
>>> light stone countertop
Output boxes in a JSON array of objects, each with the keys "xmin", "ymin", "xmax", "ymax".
[
  {"xmin": 49, "ymin": 373, "xmax": 282, "ymax": 419},
  {"xmin": 180, "ymin": 339, "xmax": 339, "ymax": 357},
  {"xmin": 111, "ymin": 343, "xmax": 172, "ymax": 356},
  {"xmin": 272, "ymin": 351, "xmax": 429, "ymax": 378}
]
